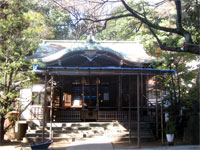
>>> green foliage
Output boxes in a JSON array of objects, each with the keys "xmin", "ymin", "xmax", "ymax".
[
  {"xmin": 0, "ymin": 0, "xmax": 50, "ymax": 117},
  {"xmin": 42, "ymin": 9, "xmax": 72, "ymax": 40},
  {"xmin": 96, "ymin": 1, "xmax": 198, "ymax": 107},
  {"xmin": 96, "ymin": 0, "xmax": 199, "ymax": 138},
  {"xmin": 165, "ymin": 120, "xmax": 176, "ymax": 134},
  {"xmin": 97, "ymin": 17, "xmax": 138, "ymax": 41},
  {"xmin": 97, "ymin": 2, "xmax": 144, "ymax": 41},
  {"xmin": 29, "ymin": 2, "xmax": 73, "ymax": 40},
  {"xmin": 182, "ymin": 0, "xmax": 200, "ymax": 45}
]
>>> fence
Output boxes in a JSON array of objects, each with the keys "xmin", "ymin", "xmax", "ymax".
[
  {"xmin": 98, "ymin": 111, "xmax": 137, "ymax": 121},
  {"xmin": 30, "ymin": 105, "xmax": 43, "ymax": 120},
  {"xmin": 53, "ymin": 110, "xmax": 81, "ymax": 122}
]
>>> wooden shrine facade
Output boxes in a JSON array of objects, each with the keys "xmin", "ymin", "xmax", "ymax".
[
  {"xmin": 27, "ymin": 39, "xmax": 175, "ymax": 123},
  {"xmin": 33, "ymin": 67, "xmax": 174, "ymax": 123}
]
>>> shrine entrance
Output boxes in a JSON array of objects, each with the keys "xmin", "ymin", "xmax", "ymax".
[
  {"xmin": 52, "ymin": 76, "xmax": 118, "ymax": 122},
  {"xmin": 71, "ymin": 77, "xmax": 111, "ymax": 110}
]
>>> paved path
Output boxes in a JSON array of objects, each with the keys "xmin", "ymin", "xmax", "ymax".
[
  {"xmin": 115, "ymin": 145, "xmax": 200, "ymax": 150},
  {"xmin": 66, "ymin": 143, "xmax": 200, "ymax": 150},
  {"xmin": 66, "ymin": 136, "xmax": 113, "ymax": 150},
  {"xmin": 0, "ymin": 142, "xmax": 199, "ymax": 150}
]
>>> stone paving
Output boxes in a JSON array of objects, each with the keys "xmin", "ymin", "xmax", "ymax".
[
  {"xmin": 66, "ymin": 136, "xmax": 113, "ymax": 150},
  {"xmin": 115, "ymin": 145, "xmax": 200, "ymax": 150},
  {"xmin": 0, "ymin": 140, "xmax": 199, "ymax": 150}
]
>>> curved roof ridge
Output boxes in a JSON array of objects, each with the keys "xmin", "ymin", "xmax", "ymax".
[{"xmin": 30, "ymin": 39, "xmax": 154, "ymax": 64}]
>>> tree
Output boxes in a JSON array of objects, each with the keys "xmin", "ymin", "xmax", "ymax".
[
  {"xmin": 155, "ymin": 52, "xmax": 198, "ymax": 138},
  {"xmin": 30, "ymin": 1, "xmax": 73, "ymax": 40},
  {"xmin": 0, "ymin": 0, "xmax": 51, "ymax": 142},
  {"xmin": 49, "ymin": 0, "xmax": 200, "ymax": 54},
  {"xmin": 45, "ymin": 9, "xmax": 72, "ymax": 40},
  {"xmin": 48, "ymin": 0, "xmax": 112, "ymax": 39},
  {"xmin": 95, "ymin": 1, "xmax": 199, "ymax": 139}
]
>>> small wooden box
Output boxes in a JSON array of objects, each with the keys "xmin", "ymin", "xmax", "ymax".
[{"xmin": 63, "ymin": 93, "xmax": 71, "ymax": 108}]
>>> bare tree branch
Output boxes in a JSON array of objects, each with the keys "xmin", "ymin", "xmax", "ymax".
[
  {"xmin": 148, "ymin": 26, "xmax": 182, "ymax": 53},
  {"xmin": 174, "ymin": 0, "xmax": 182, "ymax": 29},
  {"xmin": 48, "ymin": 0, "xmax": 200, "ymax": 55},
  {"xmin": 120, "ymin": 0, "xmax": 179, "ymax": 34}
]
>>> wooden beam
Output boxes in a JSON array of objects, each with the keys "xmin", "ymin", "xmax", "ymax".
[
  {"xmin": 156, "ymin": 86, "xmax": 159, "ymax": 139},
  {"xmin": 82, "ymin": 77, "xmax": 85, "ymax": 110},
  {"xmin": 96, "ymin": 78, "xmax": 100, "ymax": 110},
  {"xmin": 42, "ymin": 74, "xmax": 47, "ymax": 142},
  {"xmin": 34, "ymin": 69, "xmax": 172, "ymax": 76},
  {"xmin": 141, "ymin": 74, "xmax": 144, "ymax": 115},
  {"xmin": 137, "ymin": 75, "xmax": 140, "ymax": 148},
  {"xmin": 50, "ymin": 76, "xmax": 54, "ymax": 140},
  {"xmin": 128, "ymin": 76, "xmax": 131, "ymax": 143},
  {"xmin": 161, "ymin": 93, "xmax": 164, "ymax": 144},
  {"xmin": 118, "ymin": 76, "xmax": 122, "ymax": 111}
]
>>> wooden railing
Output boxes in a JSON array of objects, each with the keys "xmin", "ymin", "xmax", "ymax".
[
  {"xmin": 53, "ymin": 110, "xmax": 81, "ymax": 122},
  {"xmin": 30, "ymin": 105, "xmax": 43, "ymax": 120},
  {"xmin": 50, "ymin": 110, "xmax": 154, "ymax": 122},
  {"xmin": 98, "ymin": 111, "xmax": 137, "ymax": 121}
]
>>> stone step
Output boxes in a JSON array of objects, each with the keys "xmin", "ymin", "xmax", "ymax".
[
  {"xmin": 26, "ymin": 129, "xmax": 129, "ymax": 137},
  {"xmin": 26, "ymin": 132, "xmax": 95, "ymax": 138},
  {"xmin": 29, "ymin": 122, "xmax": 128, "ymax": 132},
  {"xmin": 26, "ymin": 128, "xmax": 116, "ymax": 135},
  {"xmin": 46, "ymin": 122, "xmax": 115, "ymax": 127},
  {"xmin": 27, "ymin": 128, "xmax": 127, "ymax": 135},
  {"xmin": 31, "ymin": 121, "xmax": 123, "ymax": 127},
  {"xmin": 25, "ymin": 121, "xmax": 154, "ymax": 143},
  {"xmin": 23, "ymin": 136, "xmax": 80, "ymax": 143}
]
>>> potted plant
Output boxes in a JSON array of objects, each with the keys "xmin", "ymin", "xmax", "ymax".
[
  {"xmin": 165, "ymin": 120, "xmax": 176, "ymax": 143},
  {"xmin": 163, "ymin": 95, "xmax": 177, "ymax": 143}
]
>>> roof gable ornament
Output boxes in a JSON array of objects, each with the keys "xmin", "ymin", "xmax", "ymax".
[
  {"xmin": 87, "ymin": 35, "xmax": 96, "ymax": 43},
  {"xmin": 86, "ymin": 35, "xmax": 98, "ymax": 50}
]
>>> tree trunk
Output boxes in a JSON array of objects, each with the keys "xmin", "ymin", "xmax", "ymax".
[
  {"xmin": 197, "ymin": 67, "xmax": 200, "ymax": 103},
  {"xmin": 0, "ymin": 115, "xmax": 5, "ymax": 144}
]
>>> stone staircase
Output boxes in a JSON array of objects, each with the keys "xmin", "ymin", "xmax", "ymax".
[
  {"xmin": 23, "ymin": 121, "xmax": 154, "ymax": 143},
  {"xmin": 124, "ymin": 122, "xmax": 155, "ymax": 139}
]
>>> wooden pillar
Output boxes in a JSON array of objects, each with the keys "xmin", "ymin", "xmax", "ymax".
[
  {"xmin": 161, "ymin": 92, "xmax": 164, "ymax": 144},
  {"xmin": 96, "ymin": 78, "xmax": 100, "ymax": 110},
  {"xmin": 42, "ymin": 74, "xmax": 47, "ymax": 142},
  {"xmin": 128, "ymin": 76, "xmax": 131, "ymax": 143},
  {"xmin": 118, "ymin": 76, "xmax": 122, "ymax": 111},
  {"xmin": 155, "ymin": 84, "xmax": 159, "ymax": 139},
  {"xmin": 82, "ymin": 77, "xmax": 86, "ymax": 110},
  {"xmin": 146, "ymin": 75, "xmax": 150, "ymax": 117},
  {"xmin": 137, "ymin": 75, "xmax": 140, "ymax": 148},
  {"xmin": 141, "ymin": 74, "xmax": 144, "ymax": 116},
  {"xmin": 50, "ymin": 76, "xmax": 54, "ymax": 140}
]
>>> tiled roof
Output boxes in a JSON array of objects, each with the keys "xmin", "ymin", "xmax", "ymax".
[{"xmin": 29, "ymin": 38, "xmax": 154, "ymax": 64}]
